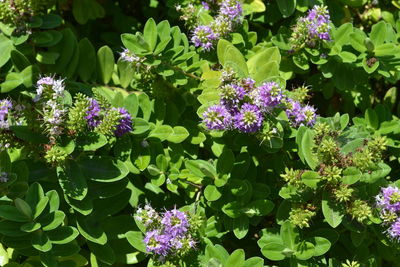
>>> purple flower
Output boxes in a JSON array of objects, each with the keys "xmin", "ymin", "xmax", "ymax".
[
  {"xmin": 203, "ymin": 105, "xmax": 232, "ymax": 130},
  {"xmin": 305, "ymin": 5, "xmax": 331, "ymax": 41},
  {"xmin": 144, "ymin": 230, "xmax": 171, "ymax": 256},
  {"xmin": 114, "ymin": 108, "xmax": 133, "ymax": 137},
  {"xmin": 0, "ymin": 100, "xmax": 12, "ymax": 129},
  {"xmin": 85, "ymin": 99, "xmax": 101, "ymax": 128},
  {"xmin": 302, "ymin": 105, "xmax": 317, "ymax": 126},
  {"xmin": 219, "ymin": 84, "xmax": 242, "ymax": 108},
  {"xmin": 219, "ymin": 0, "xmax": 242, "ymax": 22},
  {"xmin": 135, "ymin": 204, "xmax": 161, "ymax": 227},
  {"xmin": 252, "ymin": 82, "xmax": 285, "ymax": 110},
  {"xmin": 387, "ymin": 218, "xmax": 400, "ymax": 241},
  {"xmin": 234, "ymin": 103, "xmax": 263, "ymax": 133},
  {"xmin": 201, "ymin": 1, "xmax": 210, "ymax": 10},
  {"xmin": 285, "ymin": 100, "xmax": 316, "ymax": 127},
  {"xmin": 376, "ymin": 186, "xmax": 400, "ymax": 213},
  {"xmin": 191, "ymin": 25, "xmax": 218, "ymax": 51},
  {"xmin": 161, "ymin": 208, "xmax": 189, "ymax": 236}
]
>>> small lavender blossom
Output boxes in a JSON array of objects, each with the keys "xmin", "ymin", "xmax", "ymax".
[
  {"xmin": 203, "ymin": 105, "xmax": 232, "ymax": 130},
  {"xmin": 161, "ymin": 208, "xmax": 189, "ymax": 236},
  {"xmin": 387, "ymin": 218, "xmax": 400, "ymax": 241},
  {"xmin": 219, "ymin": 0, "xmax": 242, "ymax": 22},
  {"xmin": 0, "ymin": 172, "xmax": 8, "ymax": 183},
  {"xmin": 35, "ymin": 76, "xmax": 65, "ymax": 101},
  {"xmin": 84, "ymin": 99, "xmax": 101, "ymax": 128},
  {"xmin": 302, "ymin": 105, "xmax": 317, "ymax": 126},
  {"xmin": 252, "ymin": 82, "xmax": 285, "ymax": 110},
  {"xmin": 114, "ymin": 107, "xmax": 133, "ymax": 137},
  {"xmin": 241, "ymin": 78, "xmax": 256, "ymax": 92},
  {"xmin": 135, "ymin": 204, "xmax": 161, "ymax": 227},
  {"xmin": 286, "ymin": 100, "xmax": 316, "ymax": 127},
  {"xmin": 144, "ymin": 230, "xmax": 171, "ymax": 256},
  {"xmin": 43, "ymin": 99, "xmax": 66, "ymax": 137},
  {"xmin": 219, "ymin": 84, "xmax": 242, "ymax": 108},
  {"xmin": 306, "ymin": 5, "xmax": 331, "ymax": 41},
  {"xmin": 0, "ymin": 100, "xmax": 12, "ymax": 130},
  {"xmin": 201, "ymin": 1, "xmax": 210, "ymax": 10},
  {"xmin": 119, "ymin": 48, "xmax": 143, "ymax": 67},
  {"xmin": 376, "ymin": 186, "xmax": 400, "ymax": 213},
  {"xmin": 234, "ymin": 103, "xmax": 263, "ymax": 133},
  {"xmin": 191, "ymin": 25, "xmax": 218, "ymax": 51}
]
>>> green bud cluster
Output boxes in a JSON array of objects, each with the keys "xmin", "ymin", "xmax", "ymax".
[
  {"xmin": 342, "ymin": 260, "xmax": 361, "ymax": 267},
  {"xmin": 95, "ymin": 108, "xmax": 121, "ymax": 136},
  {"xmin": 352, "ymin": 148, "xmax": 374, "ymax": 171},
  {"xmin": 347, "ymin": 199, "xmax": 372, "ymax": 223},
  {"xmin": 322, "ymin": 165, "xmax": 342, "ymax": 183},
  {"xmin": 289, "ymin": 206, "xmax": 316, "ymax": 228},
  {"xmin": 368, "ymin": 136, "xmax": 387, "ymax": 159},
  {"xmin": 281, "ymin": 168, "xmax": 302, "ymax": 186},
  {"xmin": 44, "ymin": 146, "xmax": 68, "ymax": 165},
  {"xmin": 67, "ymin": 93, "xmax": 90, "ymax": 134},
  {"xmin": 0, "ymin": 0, "xmax": 55, "ymax": 26},
  {"xmin": 313, "ymin": 122, "xmax": 331, "ymax": 140},
  {"xmin": 333, "ymin": 184, "xmax": 354, "ymax": 203},
  {"xmin": 316, "ymin": 137, "xmax": 339, "ymax": 164},
  {"xmin": 289, "ymin": 85, "xmax": 310, "ymax": 103}
]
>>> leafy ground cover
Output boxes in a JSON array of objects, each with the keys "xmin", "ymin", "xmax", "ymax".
[{"xmin": 1, "ymin": 0, "xmax": 400, "ymax": 266}]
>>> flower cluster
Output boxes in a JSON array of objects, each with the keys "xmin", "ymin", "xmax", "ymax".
[
  {"xmin": 35, "ymin": 77, "xmax": 67, "ymax": 137},
  {"xmin": 0, "ymin": 100, "xmax": 12, "ymax": 130},
  {"xmin": 376, "ymin": 186, "xmax": 400, "ymax": 241},
  {"xmin": 203, "ymin": 75, "xmax": 317, "ymax": 133},
  {"xmin": 185, "ymin": 0, "xmax": 243, "ymax": 51},
  {"xmin": 135, "ymin": 205, "xmax": 197, "ymax": 263},
  {"xmin": 119, "ymin": 48, "xmax": 145, "ymax": 70},
  {"xmin": 290, "ymin": 5, "xmax": 331, "ymax": 49},
  {"xmin": 68, "ymin": 95, "xmax": 133, "ymax": 137}
]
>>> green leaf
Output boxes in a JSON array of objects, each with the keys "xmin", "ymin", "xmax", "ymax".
[
  {"xmin": 281, "ymin": 221, "xmax": 299, "ymax": 250},
  {"xmin": 244, "ymin": 199, "xmax": 274, "ymax": 217},
  {"xmin": 1, "ymin": 73, "xmax": 23, "ymax": 93},
  {"xmin": 0, "ymin": 34, "xmax": 14, "ymax": 68},
  {"xmin": 233, "ymin": 217, "xmax": 249, "ymax": 239},
  {"xmin": 40, "ymin": 14, "xmax": 62, "ymax": 29},
  {"xmin": 332, "ymin": 23, "xmax": 353, "ymax": 46},
  {"xmin": 57, "ymin": 160, "xmax": 88, "ymax": 201},
  {"xmin": 77, "ymin": 217, "xmax": 107, "ymax": 245},
  {"xmin": 277, "ymin": 0, "xmax": 296, "ymax": 17},
  {"xmin": 121, "ymin": 33, "xmax": 149, "ymax": 55},
  {"xmin": 21, "ymin": 221, "xmax": 41, "ymax": 232},
  {"xmin": 78, "ymin": 157, "xmax": 129, "ymax": 183},
  {"xmin": 322, "ymin": 191, "xmax": 344, "ymax": 228},
  {"xmin": 293, "ymin": 52, "xmax": 309, "ymax": 70},
  {"xmin": 301, "ymin": 129, "xmax": 318, "ymax": 170},
  {"xmin": 36, "ymin": 51, "xmax": 60, "ymax": 64},
  {"xmin": 40, "ymin": 211, "xmax": 65, "ymax": 231},
  {"xmin": 143, "ymin": 18, "xmax": 158, "ymax": 51},
  {"xmin": 218, "ymin": 39, "xmax": 248, "ymax": 77},
  {"xmin": 167, "ymin": 126, "xmax": 189, "ymax": 143},
  {"xmin": 244, "ymin": 257, "xmax": 264, "ymax": 267},
  {"xmin": 370, "ymin": 21, "xmax": 387, "ymax": 46},
  {"xmin": 10, "ymin": 50, "xmax": 30, "ymax": 72},
  {"xmin": 365, "ymin": 108, "xmax": 379, "ymax": 129},
  {"xmin": 125, "ymin": 231, "xmax": 146, "ymax": 252},
  {"xmin": 47, "ymin": 226, "xmax": 79, "ymax": 244},
  {"xmin": 312, "ymin": 237, "xmax": 331, "ymax": 256},
  {"xmin": 77, "ymin": 132, "xmax": 107, "ymax": 151},
  {"xmin": 78, "ymin": 38, "xmax": 96, "ymax": 82},
  {"xmin": 14, "ymin": 198, "xmax": 32, "ymax": 220},
  {"xmin": 204, "ymin": 185, "xmax": 222, "ymax": 202},
  {"xmin": 261, "ymin": 242, "xmax": 286, "ymax": 261},
  {"xmin": 350, "ymin": 30, "xmax": 367, "ymax": 52},
  {"xmin": 301, "ymin": 171, "xmax": 320, "ymax": 188},
  {"xmin": 225, "ymin": 249, "xmax": 245, "ymax": 267},
  {"xmin": 87, "ymin": 241, "xmax": 115, "ymax": 266},
  {"xmin": 294, "ymin": 241, "xmax": 315, "ymax": 260},
  {"xmin": 0, "ymin": 205, "xmax": 30, "ymax": 222},
  {"xmin": 148, "ymin": 125, "xmax": 173, "ymax": 141},
  {"xmin": 97, "ymin": 46, "xmax": 114, "ymax": 84},
  {"xmin": 31, "ymin": 231, "xmax": 52, "ymax": 252},
  {"xmin": 342, "ymin": 167, "xmax": 362, "ymax": 185}
]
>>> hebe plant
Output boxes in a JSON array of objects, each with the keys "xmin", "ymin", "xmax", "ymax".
[{"xmin": 1, "ymin": 0, "xmax": 400, "ymax": 266}]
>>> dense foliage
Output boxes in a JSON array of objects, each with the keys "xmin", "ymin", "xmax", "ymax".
[{"xmin": 1, "ymin": 0, "xmax": 400, "ymax": 266}]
